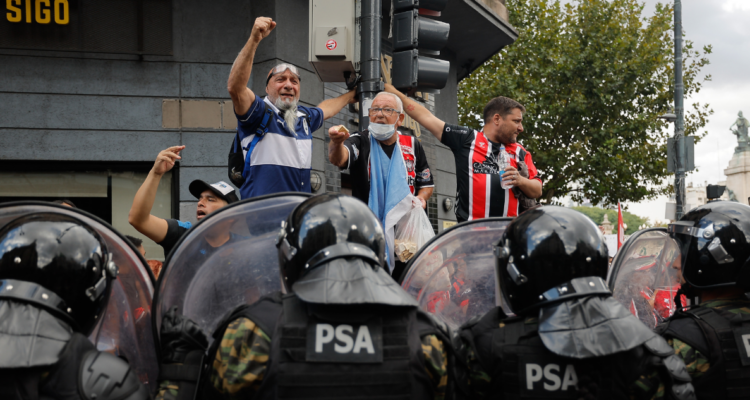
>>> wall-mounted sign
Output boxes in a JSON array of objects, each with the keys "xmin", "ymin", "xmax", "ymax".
[
  {"xmin": 6, "ymin": 0, "xmax": 70, "ymax": 25},
  {"xmin": 1, "ymin": 0, "xmax": 172, "ymax": 55}
]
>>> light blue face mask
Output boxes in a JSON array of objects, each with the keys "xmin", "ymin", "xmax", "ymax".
[{"xmin": 369, "ymin": 122, "xmax": 396, "ymax": 141}]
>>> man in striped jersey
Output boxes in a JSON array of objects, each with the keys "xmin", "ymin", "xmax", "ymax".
[{"xmin": 385, "ymin": 84, "xmax": 542, "ymax": 221}]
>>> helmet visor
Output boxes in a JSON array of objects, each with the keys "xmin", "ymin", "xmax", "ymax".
[
  {"xmin": 0, "ymin": 203, "xmax": 158, "ymax": 392},
  {"xmin": 400, "ymin": 219, "xmax": 513, "ymax": 330},
  {"xmin": 154, "ymin": 194, "xmax": 309, "ymax": 345},
  {"xmin": 608, "ymin": 228, "xmax": 684, "ymax": 329}
]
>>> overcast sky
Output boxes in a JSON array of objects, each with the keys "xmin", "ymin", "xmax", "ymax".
[{"xmin": 616, "ymin": 0, "xmax": 750, "ymax": 223}]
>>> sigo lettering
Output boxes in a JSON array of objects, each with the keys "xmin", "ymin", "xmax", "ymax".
[
  {"xmin": 525, "ymin": 363, "xmax": 578, "ymax": 392},
  {"xmin": 6, "ymin": 0, "xmax": 68, "ymax": 24},
  {"xmin": 315, "ymin": 323, "xmax": 375, "ymax": 354}
]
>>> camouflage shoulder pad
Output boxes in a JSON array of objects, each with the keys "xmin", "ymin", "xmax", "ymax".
[{"xmin": 643, "ymin": 335, "xmax": 674, "ymax": 357}]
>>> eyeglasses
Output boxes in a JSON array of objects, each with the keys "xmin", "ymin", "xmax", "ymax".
[{"xmin": 369, "ymin": 107, "xmax": 400, "ymax": 117}]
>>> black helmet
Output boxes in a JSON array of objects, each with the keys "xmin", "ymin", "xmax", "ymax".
[
  {"xmin": 0, "ymin": 213, "xmax": 115, "ymax": 334},
  {"xmin": 494, "ymin": 206, "xmax": 610, "ymax": 314},
  {"xmin": 276, "ymin": 194, "xmax": 386, "ymax": 291},
  {"xmin": 668, "ymin": 201, "xmax": 750, "ymax": 290}
]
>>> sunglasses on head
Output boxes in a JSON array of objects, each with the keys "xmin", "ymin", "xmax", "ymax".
[{"xmin": 267, "ymin": 64, "xmax": 301, "ymax": 85}]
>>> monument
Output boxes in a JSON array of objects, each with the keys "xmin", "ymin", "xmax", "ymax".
[
  {"xmin": 724, "ymin": 111, "xmax": 750, "ymax": 204},
  {"xmin": 600, "ymin": 213, "xmax": 614, "ymax": 235}
]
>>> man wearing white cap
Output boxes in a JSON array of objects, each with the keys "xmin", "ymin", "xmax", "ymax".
[
  {"xmin": 129, "ymin": 145, "xmax": 241, "ymax": 256},
  {"xmin": 228, "ymin": 16, "xmax": 357, "ymax": 199}
]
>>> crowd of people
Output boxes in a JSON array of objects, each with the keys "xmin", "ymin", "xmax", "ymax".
[{"xmin": 2, "ymin": 15, "xmax": 749, "ymax": 400}]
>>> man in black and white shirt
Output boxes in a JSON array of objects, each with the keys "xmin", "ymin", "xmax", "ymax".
[{"xmin": 327, "ymin": 92, "xmax": 434, "ymax": 209}]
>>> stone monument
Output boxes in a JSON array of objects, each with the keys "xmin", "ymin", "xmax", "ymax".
[{"xmin": 724, "ymin": 111, "xmax": 750, "ymax": 204}]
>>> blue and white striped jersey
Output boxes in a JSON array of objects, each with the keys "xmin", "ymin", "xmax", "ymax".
[{"xmin": 236, "ymin": 96, "xmax": 324, "ymax": 199}]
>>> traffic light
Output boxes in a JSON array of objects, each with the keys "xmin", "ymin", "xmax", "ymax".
[{"xmin": 391, "ymin": 0, "xmax": 451, "ymax": 92}]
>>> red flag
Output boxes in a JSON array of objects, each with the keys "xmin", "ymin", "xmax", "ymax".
[{"xmin": 617, "ymin": 202, "xmax": 625, "ymax": 249}]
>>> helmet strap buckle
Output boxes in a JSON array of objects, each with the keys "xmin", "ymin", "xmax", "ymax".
[
  {"xmin": 708, "ymin": 237, "xmax": 735, "ymax": 264},
  {"xmin": 85, "ymin": 274, "xmax": 107, "ymax": 302},
  {"xmin": 507, "ymin": 261, "xmax": 528, "ymax": 285}
]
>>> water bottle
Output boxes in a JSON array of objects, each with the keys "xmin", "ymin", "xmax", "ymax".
[{"xmin": 499, "ymin": 149, "xmax": 513, "ymax": 189}]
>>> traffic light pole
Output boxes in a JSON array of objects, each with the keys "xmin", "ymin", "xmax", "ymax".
[
  {"xmin": 673, "ymin": 0, "xmax": 686, "ymax": 219},
  {"xmin": 359, "ymin": 0, "xmax": 383, "ymax": 131}
]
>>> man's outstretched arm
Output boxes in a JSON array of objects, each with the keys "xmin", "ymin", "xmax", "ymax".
[
  {"xmin": 128, "ymin": 146, "xmax": 184, "ymax": 243},
  {"xmin": 318, "ymin": 90, "xmax": 357, "ymax": 120},
  {"xmin": 328, "ymin": 125, "xmax": 350, "ymax": 168},
  {"xmin": 228, "ymin": 17, "xmax": 276, "ymax": 116},
  {"xmin": 384, "ymin": 83, "xmax": 446, "ymax": 141}
]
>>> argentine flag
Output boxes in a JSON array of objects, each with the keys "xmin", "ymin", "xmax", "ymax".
[{"xmin": 368, "ymin": 134, "xmax": 413, "ymax": 274}]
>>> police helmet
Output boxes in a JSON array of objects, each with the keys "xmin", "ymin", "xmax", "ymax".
[
  {"xmin": 494, "ymin": 206, "xmax": 610, "ymax": 314},
  {"xmin": 276, "ymin": 194, "xmax": 386, "ymax": 291},
  {"xmin": 0, "ymin": 213, "xmax": 115, "ymax": 334},
  {"xmin": 668, "ymin": 201, "xmax": 750, "ymax": 290}
]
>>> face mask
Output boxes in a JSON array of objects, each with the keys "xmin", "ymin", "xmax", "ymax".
[{"xmin": 369, "ymin": 122, "xmax": 396, "ymax": 141}]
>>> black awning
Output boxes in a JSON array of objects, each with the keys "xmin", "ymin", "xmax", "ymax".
[{"xmin": 440, "ymin": 0, "xmax": 518, "ymax": 81}]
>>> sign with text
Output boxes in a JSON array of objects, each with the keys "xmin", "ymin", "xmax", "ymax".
[{"xmin": 1, "ymin": 0, "xmax": 172, "ymax": 55}]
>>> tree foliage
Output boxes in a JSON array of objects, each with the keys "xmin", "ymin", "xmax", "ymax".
[
  {"xmin": 572, "ymin": 206, "xmax": 647, "ymax": 235},
  {"xmin": 458, "ymin": 0, "xmax": 712, "ymax": 206}
]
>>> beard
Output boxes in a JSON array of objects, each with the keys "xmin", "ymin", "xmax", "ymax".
[
  {"xmin": 274, "ymin": 96, "xmax": 299, "ymax": 135},
  {"xmin": 499, "ymin": 128, "xmax": 518, "ymax": 144}
]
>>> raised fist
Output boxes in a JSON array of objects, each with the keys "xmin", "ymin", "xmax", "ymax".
[{"xmin": 251, "ymin": 17, "xmax": 276, "ymax": 42}]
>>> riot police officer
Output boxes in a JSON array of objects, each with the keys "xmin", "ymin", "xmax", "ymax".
[
  {"xmin": 654, "ymin": 201, "xmax": 750, "ymax": 399},
  {"xmin": 455, "ymin": 206, "xmax": 695, "ymax": 400},
  {"xmin": 0, "ymin": 213, "xmax": 148, "ymax": 400},
  {"xmin": 157, "ymin": 194, "xmax": 451, "ymax": 400}
]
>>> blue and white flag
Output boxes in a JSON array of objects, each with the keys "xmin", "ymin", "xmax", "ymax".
[{"xmin": 368, "ymin": 134, "xmax": 413, "ymax": 273}]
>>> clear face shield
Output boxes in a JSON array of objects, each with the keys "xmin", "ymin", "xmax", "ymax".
[
  {"xmin": 154, "ymin": 194, "xmax": 309, "ymax": 346},
  {"xmin": 400, "ymin": 219, "xmax": 513, "ymax": 330},
  {"xmin": 0, "ymin": 202, "xmax": 158, "ymax": 391},
  {"xmin": 608, "ymin": 228, "xmax": 685, "ymax": 329}
]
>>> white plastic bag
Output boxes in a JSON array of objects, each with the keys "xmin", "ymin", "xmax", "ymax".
[{"xmin": 394, "ymin": 197, "xmax": 435, "ymax": 262}]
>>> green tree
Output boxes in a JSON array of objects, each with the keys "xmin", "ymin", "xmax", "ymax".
[
  {"xmin": 458, "ymin": 0, "xmax": 712, "ymax": 206},
  {"xmin": 572, "ymin": 206, "xmax": 647, "ymax": 235}
]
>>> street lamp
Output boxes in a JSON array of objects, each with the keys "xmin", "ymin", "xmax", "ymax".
[
  {"xmin": 670, "ymin": 0, "xmax": 687, "ymax": 219},
  {"xmin": 658, "ymin": 109, "xmax": 676, "ymax": 123}
]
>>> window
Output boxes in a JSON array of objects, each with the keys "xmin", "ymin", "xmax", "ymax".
[{"xmin": 0, "ymin": 161, "xmax": 177, "ymax": 260}]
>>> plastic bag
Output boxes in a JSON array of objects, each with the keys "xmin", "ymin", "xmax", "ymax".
[{"xmin": 394, "ymin": 198, "xmax": 435, "ymax": 262}]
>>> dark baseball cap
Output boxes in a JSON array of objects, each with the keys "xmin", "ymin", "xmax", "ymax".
[{"xmin": 189, "ymin": 180, "xmax": 239, "ymax": 204}]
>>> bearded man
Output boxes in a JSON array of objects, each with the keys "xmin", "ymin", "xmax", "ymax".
[
  {"xmin": 228, "ymin": 17, "xmax": 356, "ymax": 199},
  {"xmin": 385, "ymin": 84, "xmax": 542, "ymax": 221}
]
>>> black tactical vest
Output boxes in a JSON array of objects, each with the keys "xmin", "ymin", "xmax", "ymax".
[
  {"xmin": 460, "ymin": 307, "xmax": 689, "ymax": 400},
  {"xmin": 208, "ymin": 292, "xmax": 439, "ymax": 400},
  {"xmin": 0, "ymin": 333, "xmax": 93, "ymax": 400},
  {"xmin": 656, "ymin": 305, "xmax": 750, "ymax": 399}
]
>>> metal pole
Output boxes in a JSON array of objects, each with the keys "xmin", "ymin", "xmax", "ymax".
[
  {"xmin": 358, "ymin": 0, "xmax": 382, "ymax": 131},
  {"xmin": 674, "ymin": 0, "xmax": 685, "ymax": 219}
]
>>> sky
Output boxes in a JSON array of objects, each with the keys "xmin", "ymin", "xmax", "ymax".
[{"xmin": 622, "ymin": 0, "xmax": 750, "ymax": 223}]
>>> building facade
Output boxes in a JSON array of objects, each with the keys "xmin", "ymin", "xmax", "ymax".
[{"xmin": 0, "ymin": 0, "xmax": 516, "ymax": 259}]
